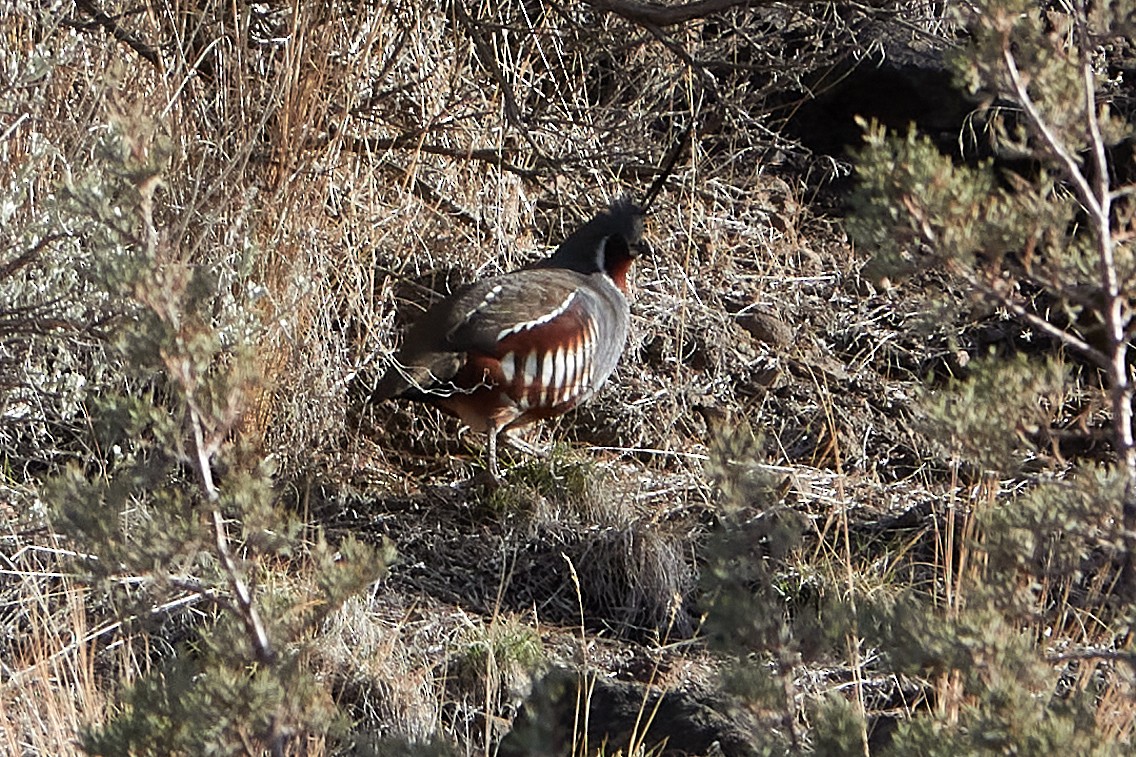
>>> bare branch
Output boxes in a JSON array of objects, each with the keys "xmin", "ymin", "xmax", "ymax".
[
  {"xmin": 958, "ymin": 267, "xmax": 1110, "ymax": 368},
  {"xmin": 451, "ymin": 2, "xmax": 547, "ymax": 160},
  {"xmin": 999, "ymin": 3, "xmax": 1136, "ymax": 593},
  {"xmin": 184, "ymin": 399, "xmax": 276, "ymax": 666},
  {"xmin": 1070, "ymin": 0, "xmax": 1136, "ymax": 596},
  {"xmin": 583, "ymin": 0, "xmax": 791, "ymax": 26},
  {"xmin": 70, "ymin": 0, "xmax": 161, "ymax": 68},
  {"xmin": 334, "ymin": 133, "xmax": 539, "ymax": 180},
  {"xmin": 1047, "ymin": 647, "xmax": 1136, "ymax": 669},
  {"xmin": 0, "ymin": 234, "xmax": 68, "ymax": 281},
  {"xmin": 1000, "ymin": 45, "xmax": 1104, "ymax": 229}
]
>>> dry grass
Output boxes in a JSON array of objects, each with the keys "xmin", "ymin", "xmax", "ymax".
[
  {"xmin": 3, "ymin": 0, "xmax": 1135, "ymax": 754},
  {"xmin": 315, "ymin": 592, "xmax": 446, "ymax": 744},
  {"xmin": 0, "ymin": 541, "xmax": 110, "ymax": 754}
]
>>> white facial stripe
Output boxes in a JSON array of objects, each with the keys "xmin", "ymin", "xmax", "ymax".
[
  {"xmin": 496, "ymin": 291, "xmax": 577, "ymax": 342},
  {"xmin": 500, "ymin": 351, "xmax": 515, "ymax": 383},
  {"xmin": 594, "ymin": 238, "xmax": 607, "ymax": 273}
]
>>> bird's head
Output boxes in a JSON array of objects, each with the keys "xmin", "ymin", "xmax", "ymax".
[{"xmin": 537, "ymin": 199, "xmax": 648, "ymax": 291}]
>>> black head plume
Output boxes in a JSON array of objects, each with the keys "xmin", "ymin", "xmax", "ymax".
[
  {"xmin": 535, "ymin": 123, "xmax": 689, "ymax": 274},
  {"xmin": 537, "ymin": 198, "xmax": 645, "ymax": 274},
  {"xmin": 641, "ymin": 123, "xmax": 692, "ymax": 212}
]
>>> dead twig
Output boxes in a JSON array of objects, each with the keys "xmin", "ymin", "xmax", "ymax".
[
  {"xmin": 335, "ymin": 133, "xmax": 539, "ymax": 181},
  {"xmin": 583, "ymin": 0, "xmax": 793, "ymax": 27},
  {"xmin": 70, "ymin": 0, "xmax": 161, "ymax": 68},
  {"xmin": 451, "ymin": 2, "xmax": 547, "ymax": 161},
  {"xmin": 1000, "ymin": 4, "xmax": 1136, "ymax": 592}
]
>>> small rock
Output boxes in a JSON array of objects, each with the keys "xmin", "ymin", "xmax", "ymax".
[{"xmin": 737, "ymin": 310, "xmax": 793, "ymax": 348}]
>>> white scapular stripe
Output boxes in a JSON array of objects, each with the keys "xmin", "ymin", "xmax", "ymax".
[
  {"xmin": 452, "ymin": 283, "xmax": 506, "ymax": 336},
  {"xmin": 496, "ymin": 291, "xmax": 577, "ymax": 342},
  {"xmin": 456, "ymin": 285, "xmax": 504, "ymax": 332}
]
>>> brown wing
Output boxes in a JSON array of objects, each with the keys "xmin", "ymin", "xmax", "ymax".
[
  {"xmin": 370, "ymin": 269, "xmax": 591, "ymax": 400},
  {"xmin": 446, "ymin": 269, "xmax": 591, "ymax": 355}
]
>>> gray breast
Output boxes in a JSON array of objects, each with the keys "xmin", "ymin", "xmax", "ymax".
[{"xmin": 579, "ymin": 273, "xmax": 631, "ymax": 398}]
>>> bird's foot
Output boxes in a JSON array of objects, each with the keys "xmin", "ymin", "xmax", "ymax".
[{"xmin": 501, "ymin": 432, "xmax": 549, "ymax": 459}]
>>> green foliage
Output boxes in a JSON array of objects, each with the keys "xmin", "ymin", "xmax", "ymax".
[
  {"xmin": 452, "ymin": 617, "xmax": 545, "ymax": 690},
  {"xmin": 0, "ymin": 49, "xmax": 137, "ymax": 470},
  {"xmin": 43, "ymin": 112, "xmax": 388, "ymax": 752},
  {"xmin": 705, "ymin": 1, "xmax": 1136, "ymax": 753},
  {"xmin": 810, "ymin": 694, "xmax": 869, "ymax": 756},
  {"xmin": 848, "ymin": 121, "xmax": 1065, "ymax": 278},
  {"xmin": 702, "ymin": 425, "xmax": 808, "ymax": 652},
  {"xmin": 851, "ymin": 1, "xmax": 1135, "ymax": 290},
  {"xmin": 701, "ymin": 425, "xmax": 811, "ymax": 750},
  {"xmin": 918, "ymin": 355, "xmax": 1069, "ymax": 473},
  {"xmin": 487, "ymin": 442, "xmax": 595, "ymax": 513},
  {"xmin": 885, "ymin": 698, "xmax": 1108, "ymax": 757},
  {"xmin": 878, "ymin": 639, "xmax": 1110, "ymax": 756},
  {"xmin": 81, "ymin": 644, "xmax": 340, "ymax": 757},
  {"xmin": 981, "ymin": 469, "xmax": 1125, "ymax": 614},
  {"xmin": 9, "ymin": 0, "xmax": 1136, "ymax": 753},
  {"xmin": 850, "ymin": 412, "xmax": 1129, "ymax": 754},
  {"xmin": 951, "ymin": 0, "xmax": 1132, "ymax": 155}
]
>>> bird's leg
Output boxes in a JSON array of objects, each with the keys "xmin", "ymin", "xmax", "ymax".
[{"xmin": 486, "ymin": 424, "xmax": 502, "ymax": 482}]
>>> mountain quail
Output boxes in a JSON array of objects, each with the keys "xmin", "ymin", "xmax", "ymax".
[{"xmin": 361, "ymin": 199, "xmax": 646, "ymax": 479}]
